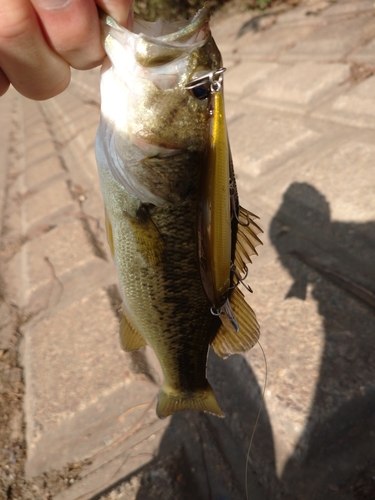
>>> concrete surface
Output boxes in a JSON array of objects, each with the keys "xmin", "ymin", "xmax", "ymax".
[{"xmin": 0, "ymin": 0, "xmax": 374, "ymax": 498}]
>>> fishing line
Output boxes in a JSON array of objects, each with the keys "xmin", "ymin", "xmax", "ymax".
[{"xmin": 245, "ymin": 340, "xmax": 268, "ymax": 500}]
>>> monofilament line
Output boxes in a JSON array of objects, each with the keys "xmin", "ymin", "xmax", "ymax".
[{"xmin": 245, "ymin": 340, "xmax": 268, "ymax": 500}]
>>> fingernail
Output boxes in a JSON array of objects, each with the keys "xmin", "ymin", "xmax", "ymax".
[{"xmin": 33, "ymin": 0, "xmax": 72, "ymax": 10}]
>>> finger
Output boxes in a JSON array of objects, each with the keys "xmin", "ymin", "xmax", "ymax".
[
  {"xmin": 31, "ymin": 0, "xmax": 105, "ymax": 70},
  {"xmin": 96, "ymin": 0, "xmax": 134, "ymax": 29},
  {"xmin": 0, "ymin": 0, "xmax": 71, "ymax": 100},
  {"xmin": 0, "ymin": 67, "xmax": 10, "ymax": 97}
]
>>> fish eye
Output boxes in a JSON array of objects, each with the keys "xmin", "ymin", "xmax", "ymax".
[{"xmin": 191, "ymin": 83, "xmax": 210, "ymax": 100}]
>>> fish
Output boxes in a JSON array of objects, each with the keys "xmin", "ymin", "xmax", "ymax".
[{"xmin": 95, "ymin": 6, "xmax": 263, "ymax": 419}]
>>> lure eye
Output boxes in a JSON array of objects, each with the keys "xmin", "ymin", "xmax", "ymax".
[{"xmin": 191, "ymin": 83, "xmax": 210, "ymax": 100}]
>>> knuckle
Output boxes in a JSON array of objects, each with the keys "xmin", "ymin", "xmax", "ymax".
[
  {"xmin": 30, "ymin": 71, "xmax": 71, "ymax": 100},
  {"xmin": 0, "ymin": 7, "xmax": 32, "ymax": 44}
]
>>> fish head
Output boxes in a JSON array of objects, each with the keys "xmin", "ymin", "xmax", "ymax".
[{"xmin": 97, "ymin": 7, "xmax": 223, "ymax": 206}]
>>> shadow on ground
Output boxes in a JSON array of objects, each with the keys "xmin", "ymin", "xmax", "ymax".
[{"xmin": 134, "ymin": 182, "xmax": 375, "ymax": 500}]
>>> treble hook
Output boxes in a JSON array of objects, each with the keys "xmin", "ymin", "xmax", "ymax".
[
  {"xmin": 231, "ymin": 264, "xmax": 253, "ymax": 293},
  {"xmin": 235, "ymin": 208, "xmax": 251, "ymax": 227}
]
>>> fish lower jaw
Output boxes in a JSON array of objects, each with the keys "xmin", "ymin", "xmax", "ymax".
[{"xmin": 156, "ymin": 384, "xmax": 224, "ymax": 419}]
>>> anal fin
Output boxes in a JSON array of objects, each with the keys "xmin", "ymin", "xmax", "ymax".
[
  {"xmin": 120, "ymin": 309, "xmax": 147, "ymax": 352},
  {"xmin": 156, "ymin": 384, "xmax": 224, "ymax": 419},
  {"xmin": 212, "ymin": 287, "xmax": 260, "ymax": 359}
]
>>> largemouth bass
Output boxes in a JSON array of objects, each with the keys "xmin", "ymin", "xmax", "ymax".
[{"xmin": 95, "ymin": 6, "xmax": 262, "ymax": 419}]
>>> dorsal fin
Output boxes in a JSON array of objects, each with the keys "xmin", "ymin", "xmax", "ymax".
[
  {"xmin": 234, "ymin": 206, "xmax": 263, "ymax": 275},
  {"xmin": 212, "ymin": 287, "xmax": 260, "ymax": 359},
  {"xmin": 120, "ymin": 309, "xmax": 147, "ymax": 352}
]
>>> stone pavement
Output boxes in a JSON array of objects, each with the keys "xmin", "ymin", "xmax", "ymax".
[{"xmin": 1, "ymin": 0, "xmax": 375, "ymax": 498}]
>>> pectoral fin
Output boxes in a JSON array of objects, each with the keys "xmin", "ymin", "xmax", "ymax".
[
  {"xmin": 120, "ymin": 309, "xmax": 147, "ymax": 352},
  {"xmin": 212, "ymin": 287, "xmax": 260, "ymax": 359},
  {"xmin": 124, "ymin": 204, "xmax": 165, "ymax": 267}
]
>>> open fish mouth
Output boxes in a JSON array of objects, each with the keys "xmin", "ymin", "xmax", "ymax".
[
  {"xmin": 98, "ymin": 5, "xmax": 224, "ymax": 206},
  {"xmin": 103, "ymin": 7, "xmax": 210, "ymax": 48},
  {"xmin": 100, "ymin": 6, "xmax": 219, "ymax": 91}
]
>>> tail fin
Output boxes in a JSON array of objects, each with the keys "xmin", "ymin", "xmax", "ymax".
[{"xmin": 156, "ymin": 385, "xmax": 224, "ymax": 419}]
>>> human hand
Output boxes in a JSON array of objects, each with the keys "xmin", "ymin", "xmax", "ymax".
[{"xmin": 0, "ymin": 0, "xmax": 133, "ymax": 100}]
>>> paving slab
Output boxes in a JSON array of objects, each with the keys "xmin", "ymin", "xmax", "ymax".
[
  {"xmin": 246, "ymin": 61, "xmax": 350, "ymax": 111},
  {"xmin": 280, "ymin": 12, "xmax": 375, "ymax": 62},
  {"xmin": 243, "ymin": 134, "xmax": 375, "ymax": 224},
  {"xmin": 226, "ymin": 101, "xmax": 321, "ymax": 178},
  {"xmin": 40, "ymin": 94, "xmax": 101, "ymax": 190},
  {"xmin": 54, "ymin": 411, "xmax": 169, "ymax": 500},
  {"xmin": 25, "ymin": 218, "xmax": 100, "ymax": 296},
  {"xmin": 276, "ymin": 1, "xmax": 330, "ymax": 24},
  {"xmin": 321, "ymin": 0, "xmax": 374, "ymax": 18},
  {"xmin": 349, "ymin": 38, "xmax": 375, "ymax": 64},
  {"xmin": 237, "ymin": 23, "xmax": 318, "ymax": 61},
  {"xmin": 211, "ymin": 11, "xmax": 257, "ymax": 42},
  {"xmin": 313, "ymin": 73, "xmax": 375, "ymax": 128},
  {"xmin": 24, "ymin": 154, "xmax": 65, "ymax": 190},
  {"xmin": 23, "ymin": 180, "xmax": 75, "ymax": 228},
  {"xmin": 224, "ymin": 61, "xmax": 280, "ymax": 96},
  {"xmin": 24, "ymin": 288, "xmax": 163, "ymax": 477}
]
